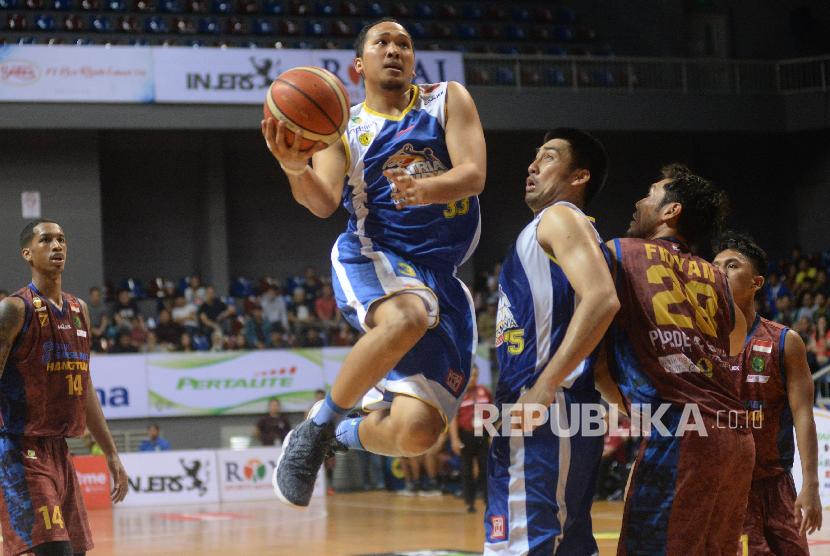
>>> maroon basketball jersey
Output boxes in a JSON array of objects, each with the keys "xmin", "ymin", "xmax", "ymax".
[
  {"xmin": 736, "ymin": 316, "xmax": 794, "ymax": 480},
  {"xmin": 0, "ymin": 284, "xmax": 90, "ymax": 437},
  {"xmin": 610, "ymin": 238, "xmax": 743, "ymax": 418}
]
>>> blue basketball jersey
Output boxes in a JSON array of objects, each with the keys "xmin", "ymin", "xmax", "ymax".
[
  {"xmin": 340, "ymin": 82, "xmax": 480, "ymax": 271},
  {"xmin": 494, "ymin": 202, "xmax": 607, "ymax": 404}
]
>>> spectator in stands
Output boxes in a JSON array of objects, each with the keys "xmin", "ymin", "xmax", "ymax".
[
  {"xmin": 815, "ymin": 269, "xmax": 830, "ymax": 297},
  {"xmin": 303, "ymin": 327, "xmax": 325, "ymax": 348},
  {"xmin": 172, "ymin": 293, "xmax": 199, "ymax": 334},
  {"xmin": 141, "ymin": 331, "xmax": 165, "ymax": 353},
  {"xmin": 129, "ymin": 317, "xmax": 148, "ymax": 349},
  {"xmin": 795, "ymin": 258, "xmax": 817, "ymax": 288},
  {"xmin": 303, "ymin": 265, "xmax": 322, "ymax": 299},
  {"xmin": 449, "ymin": 364, "xmax": 492, "ymax": 513},
  {"xmin": 178, "ymin": 331, "xmax": 194, "ymax": 352},
  {"xmin": 331, "ymin": 321, "xmax": 356, "ymax": 346},
  {"xmin": 314, "ymin": 284, "xmax": 339, "ymax": 326},
  {"xmin": 198, "ymin": 285, "xmax": 236, "ymax": 338},
  {"xmin": 814, "ymin": 292, "xmax": 830, "ymax": 324},
  {"xmin": 774, "ymin": 294, "xmax": 796, "ymax": 326},
  {"xmin": 82, "ymin": 429, "xmax": 104, "ymax": 456},
  {"xmin": 111, "ymin": 331, "xmax": 138, "ymax": 353},
  {"xmin": 154, "ymin": 308, "xmax": 183, "ymax": 348},
  {"xmin": 87, "ymin": 286, "xmax": 110, "ymax": 352},
  {"xmin": 260, "ymin": 284, "xmax": 289, "ymax": 332},
  {"xmin": 184, "ymin": 275, "xmax": 206, "ymax": 305},
  {"xmin": 477, "ymin": 302, "xmax": 497, "ymax": 345},
  {"xmin": 139, "ymin": 423, "xmax": 171, "ymax": 452},
  {"xmin": 810, "ymin": 315, "xmax": 830, "ymax": 370},
  {"xmin": 269, "ymin": 330, "xmax": 285, "ymax": 349},
  {"xmin": 244, "ymin": 304, "xmax": 272, "ymax": 349},
  {"xmin": 112, "ymin": 288, "xmax": 141, "ymax": 330},
  {"xmin": 796, "ymin": 291, "xmax": 816, "ymax": 323},
  {"xmin": 288, "ymin": 287, "xmax": 314, "ymax": 327},
  {"xmin": 255, "ymin": 399, "xmax": 292, "ymax": 446}
]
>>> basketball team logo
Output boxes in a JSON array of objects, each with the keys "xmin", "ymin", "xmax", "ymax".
[
  {"xmin": 382, "ymin": 143, "xmax": 448, "ymax": 181},
  {"xmin": 751, "ymin": 355, "xmax": 766, "ymax": 373},
  {"xmin": 495, "ymin": 286, "xmax": 519, "ymax": 348},
  {"xmin": 243, "ymin": 459, "xmax": 268, "ymax": 483}
]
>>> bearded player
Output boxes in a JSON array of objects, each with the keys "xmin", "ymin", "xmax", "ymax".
[
  {"xmin": 262, "ymin": 18, "xmax": 486, "ymax": 508},
  {"xmin": 0, "ymin": 220, "xmax": 128, "ymax": 556},
  {"xmin": 713, "ymin": 232, "xmax": 821, "ymax": 555},
  {"xmin": 606, "ymin": 165, "xmax": 751, "ymax": 554}
]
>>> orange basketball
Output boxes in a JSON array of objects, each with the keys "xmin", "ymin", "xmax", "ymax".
[{"xmin": 263, "ymin": 66, "xmax": 350, "ymax": 151}]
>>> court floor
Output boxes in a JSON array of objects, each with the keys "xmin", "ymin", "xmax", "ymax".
[{"xmin": 85, "ymin": 492, "xmax": 830, "ymax": 555}]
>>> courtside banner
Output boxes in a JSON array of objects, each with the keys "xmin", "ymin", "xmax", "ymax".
[
  {"xmin": 794, "ymin": 407, "xmax": 830, "ymax": 507},
  {"xmin": 0, "ymin": 45, "xmax": 154, "ymax": 102},
  {"xmin": 216, "ymin": 447, "xmax": 325, "ymax": 502},
  {"xmin": 73, "ymin": 455, "xmax": 112, "ymax": 510},
  {"xmin": 152, "ymin": 47, "xmax": 464, "ymax": 104},
  {"xmin": 120, "ymin": 450, "xmax": 219, "ymax": 508},
  {"xmin": 90, "ymin": 353, "xmax": 150, "ymax": 419},
  {"xmin": 146, "ymin": 350, "xmax": 327, "ymax": 416}
]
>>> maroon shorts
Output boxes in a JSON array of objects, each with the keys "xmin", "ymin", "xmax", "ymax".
[
  {"xmin": 740, "ymin": 472, "xmax": 809, "ymax": 556},
  {"xmin": 0, "ymin": 435, "xmax": 93, "ymax": 555}
]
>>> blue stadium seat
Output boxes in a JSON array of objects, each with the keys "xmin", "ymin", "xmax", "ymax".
[
  {"xmin": 495, "ymin": 46, "xmax": 518, "ymax": 55},
  {"xmin": 199, "ymin": 16, "xmax": 220, "ymax": 33},
  {"xmin": 555, "ymin": 7, "xmax": 576, "ymax": 24},
  {"xmin": 593, "ymin": 44, "xmax": 614, "ymax": 57},
  {"xmin": 144, "ymin": 15, "xmax": 167, "ymax": 32},
  {"xmin": 128, "ymin": 37, "xmax": 149, "ymax": 45},
  {"xmin": 160, "ymin": 0, "xmax": 182, "ymax": 12},
  {"xmin": 544, "ymin": 68, "xmax": 567, "ymax": 86},
  {"xmin": 212, "ymin": 0, "xmax": 231, "ymax": 13},
  {"xmin": 51, "ymin": 0, "xmax": 73, "ymax": 10},
  {"xmin": 495, "ymin": 67, "xmax": 515, "ymax": 85},
  {"xmin": 253, "ymin": 17, "xmax": 272, "ymax": 34},
  {"xmin": 90, "ymin": 14, "xmax": 113, "ymax": 31},
  {"xmin": 364, "ymin": 1, "xmax": 383, "ymax": 17},
  {"xmin": 462, "ymin": 5, "xmax": 481, "ymax": 20},
  {"xmin": 313, "ymin": 0, "xmax": 333, "ymax": 16},
  {"xmin": 456, "ymin": 23, "xmax": 476, "ymax": 40},
  {"xmin": 35, "ymin": 14, "xmax": 55, "ymax": 30},
  {"xmin": 119, "ymin": 279, "xmax": 145, "ymax": 299},
  {"xmin": 552, "ymin": 25, "xmax": 574, "ymax": 42},
  {"xmin": 511, "ymin": 6, "xmax": 529, "ymax": 22},
  {"xmin": 17, "ymin": 35, "xmax": 37, "ymax": 44},
  {"xmin": 262, "ymin": 0, "xmax": 282, "ymax": 14},
  {"xmin": 546, "ymin": 45, "xmax": 567, "ymax": 56},
  {"xmin": 304, "ymin": 19, "xmax": 326, "ymax": 36},
  {"xmin": 591, "ymin": 70, "xmax": 615, "ymax": 87},
  {"xmin": 503, "ymin": 24, "xmax": 525, "ymax": 41},
  {"xmin": 408, "ymin": 21, "xmax": 427, "ymax": 39},
  {"xmin": 106, "ymin": 0, "xmax": 126, "ymax": 10},
  {"xmin": 0, "ymin": 0, "xmax": 19, "ymax": 9},
  {"xmin": 187, "ymin": 38, "xmax": 203, "ymax": 46},
  {"xmin": 230, "ymin": 277, "xmax": 256, "ymax": 298},
  {"xmin": 413, "ymin": 3, "xmax": 432, "ymax": 18}
]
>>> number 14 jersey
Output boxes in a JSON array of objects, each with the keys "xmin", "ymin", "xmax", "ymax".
[{"xmin": 609, "ymin": 238, "xmax": 743, "ymax": 418}]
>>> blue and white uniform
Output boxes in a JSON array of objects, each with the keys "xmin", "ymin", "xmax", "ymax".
[
  {"xmin": 331, "ymin": 82, "xmax": 479, "ymax": 424},
  {"xmin": 484, "ymin": 202, "xmax": 607, "ymax": 556}
]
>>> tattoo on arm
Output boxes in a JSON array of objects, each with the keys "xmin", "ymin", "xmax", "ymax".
[{"xmin": 0, "ymin": 299, "xmax": 25, "ymax": 379}]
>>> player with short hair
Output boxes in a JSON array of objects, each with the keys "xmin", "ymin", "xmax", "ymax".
[
  {"xmin": 262, "ymin": 18, "xmax": 486, "ymax": 508},
  {"xmin": 0, "ymin": 220, "xmax": 128, "ymax": 556},
  {"xmin": 606, "ymin": 166, "xmax": 751, "ymax": 554},
  {"xmin": 485, "ymin": 129, "xmax": 619, "ymax": 554},
  {"xmin": 713, "ymin": 231, "xmax": 821, "ymax": 554}
]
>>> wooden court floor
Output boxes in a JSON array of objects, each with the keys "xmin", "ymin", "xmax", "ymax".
[{"xmin": 84, "ymin": 492, "xmax": 830, "ymax": 555}]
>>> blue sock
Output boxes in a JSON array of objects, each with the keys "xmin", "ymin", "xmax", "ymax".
[
  {"xmin": 335, "ymin": 417, "xmax": 365, "ymax": 451},
  {"xmin": 312, "ymin": 394, "xmax": 350, "ymax": 426}
]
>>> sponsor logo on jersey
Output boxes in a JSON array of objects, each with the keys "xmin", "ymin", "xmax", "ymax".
[
  {"xmin": 57, "ymin": 323, "xmax": 71, "ymax": 330},
  {"xmin": 38, "ymin": 312, "xmax": 48, "ymax": 327},
  {"xmin": 24, "ymin": 449, "xmax": 37, "ymax": 460},
  {"xmin": 73, "ymin": 315, "xmax": 83, "ymax": 329},
  {"xmin": 697, "ymin": 357, "xmax": 714, "ymax": 378},
  {"xmin": 746, "ymin": 374, "xmax": 770, "ymax": 383},
  {"xmin": 490, "ymin": 515, "xmax": 506, "ymax": 540},
  {"xmin": 751, "ymin": 355, "xmax": 766, "ymax": 373},
  {"xmin": 495, "ymin": 286, "xmax": 519, "ymax": 348},
  {"xmin": 77, "ymin": 329, "xmax": 88, "ymax": 338},
  {"xmin": 659, "ymin": 353, "xmax": 712, "ymax": 376},
  {"xmin": 351, "ymin": 116, "xmax": 362, "ymax": 124},
  {"xmin": 397, "ymin": 262, "xmax": 416, "ymax": 277},
  {"xmin": 70, "ymin": 301, "xmax": 80, "ymax": 313},
  {"xmin": 358, "ymin": 131, "xmax": 373, "ymax": 146},
  {"xmin": 445, "ymin": 368, "xmax": 464, "ymax": 396},
  {"xmin": 32, "ymin": 296, "xmax": 43, "ymax": 310},
  {"xmin": 382, "ymin": 143, "xmax": 448, "ymax": 180},
  {"xmin": 751, "ymin": 339, "xmax": 773, "ymax": 354}
]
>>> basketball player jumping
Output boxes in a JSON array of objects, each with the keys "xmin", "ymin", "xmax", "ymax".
[
  {"xmin": 484, "ymin": 129, "xmax": 619, "ymax": 554},
  {"xmin": 262, "ymin": 18, "xmax": 486, "ymax": 507},
  {"xmin": 606, "ymin": 165, "xmax": 751, "ymax": 554},
  {"xmin": 0, "ymin": 220, "xmax": 128, "ymax": 556},
  {"xmin": 713, "ymin": 232, "xmax": 821, "ymax": 554}
]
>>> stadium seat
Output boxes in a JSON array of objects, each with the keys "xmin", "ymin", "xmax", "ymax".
[
  {"xmin": 0, "ymin": 0, "xmax": 18, "ymax": 9},
  {"xmin": 51, "ymin": 0, "xmax": 73, "ymax": 10},
  {"xmin": 187, "ymin": 0, "xmax": 207, "ymax": 11},
  {"xmin": 262, "ymin": 0, "xmax": 281, "ymax": 14},
  {"xmin": 288, "ymin": 0, "xmax": 306, "ymax": 14},
  {"xmin": 546, "ymin": 45, "xmax": 568, "ymax": 56},
  {"xmin": 62, "ymin": 13, "xmax": 83, "ymax": 29},
  {"xmin": 575, "ymin": 26, "xmax": 596, "ymax": 42},
  {"xmin": 430, "ymin": 22, "xmax": 450, "ymax": 38},
  {"xmin": 90, "ymin": 14, "xmax": 112, "ymax": 31},
  {"xmin": 174, "ymin": 16, "xmax": 194, "ymax": 32},
  {"xmin": 486, "ymin": 5, "xmax": 507, "ymax": 21},
  {"xmin": 511, "ymin": 7, "xmax": 529, "ymax": 22},
  {"xmin": 552, "ymin": 25, "xmax": 574, "ymax": 42},
  {"xmin": 544, "ymin": 68, "xmax": 567, "ymax": 86},
  {"xmin": 313, "ymin": 0, "xmax": 333, "ymax": 16},
  {"xmin": 555, "ymin": 7, "xmax": 576, "ymax": 25},
  {"xmin": 238, "ymin": 0, "xmax": 258, "ymax": 13},
  {"xmin": 461, "ymin": 5, "xmax": 481, "ymax": 20},
  {"xmin": 413, "ymin": 3, "xmax": 432, "ymax": 18},
  {"xmin": 408, "ymin": 21, "xmax": 426, "ymax": 39},
  {"xmin": 591, "ymin": 70, "xmax": 615, "ymax": 87},
  {"xmin": 437, "ymin": 4, "xmax": 456, "ymax": 19},
  {"xmin": 35, "ymin": 14, "xmax": 56, "ymax": 30},
  {"xmin": 135, "ymin": 0, "xmax": 156, "ymax": 12},
  {"xmin": 529, "ymin": 25, "xmax": 550, "ymax": 41},
  {"xmin": 495, "ymin": 66, "xmax": 514, "ymax": 85},
  {"xmin": 79, "ymin": 0, "xmax": 98, "ymax": 8},
  {"xmin": 479, "ymin": 24, "xmax": 498, "ymax": 39},
  {"xmin": 226, "ymin": 15, "xmax": 247, "ymax": 33},
  {"xmin": 340, "ymin": 0, "xmax": 357, "ymax": 16},
  {"xmin": 117, "ymin": 15, "xmax": 138, "ymax": 31},
  {"xmin": 106, "ymin": 0, "xmax": 126, "ymax": 10},
  {"xmin": 304, "ymin": 19, "xmax": 326, "ymax": 36},
  {"xmin": 72, "ymin": 36, "xmax": 92, "ymax": 44},
  {"xmin": 25, "ymin": 0, "xmax": 43, "ymax": 8},
  {"xmin": 279, "ymin": 18, "xmax": 298, "ymax": 34},
  {"xmin": 503, "ymin": 24, "xmax": 525, "ymax": 41},
  {"xmin": 253, "ymin": 17, "xmax": 272, "ymax": 34},
  {"xmin": 364, "ymin": 1, "xmax": 382, "ymax": 17},
  {"xmin": 534, "ymin": 6, "xmax": 553, "ymax": 23},
  {"xmin": 187, "ymin": 38, "xmax": 203, "ymax": 46},
  {"xmin": 495, "ymin": 46, "xmax": 518, "ymax": 55},
  {"xmin": 456, "ymin": 23, "xmax": 476, "ymax": 40},
  {"xmin": 198, "ymin": 16, "xmax": 219, "ymax": 33},
  {"xmin": 389, "ymin": 1, "xmax": 408, "ymax": 17},
  {"xmin": 144, "ymin": 15, "xmax": 167, "ymax": 32},
  {"xmin": 128, "ymin": 37, "xmax": 149, "ymax": 45},
  {"xmin": 212, "ymin": 0, "xmax": 232, "ymax": 13},
  {"xmin": 331, "ymin": 19, "xmax": 351, "ymax": 36}
]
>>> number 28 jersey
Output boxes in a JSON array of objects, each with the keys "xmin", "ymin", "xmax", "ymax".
[
  {"xmin": 0, "ymin": 284, "xmax": 90, "ymax": 437},
  {"xmin": 609, "ymin": 238, "xmax": 742, "ymax": 418},
  {"xmin": 340, "ymin": 82, "xmax": 481, "ymax": 272}
]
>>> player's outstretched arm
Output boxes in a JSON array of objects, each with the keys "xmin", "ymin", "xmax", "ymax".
[
  {"xmin": 80, "ymin": 299, "xmax": 129, "ymax": 504},
  {"xmin": 514, "ymin": 206, "xmax": 619, "ymax": 431},
  {"xmin": 387, "ymin": 81, "xmax": 486, "ymax": 207},
  {"xmin": 0, "ymin": 297, "xmax": 25, "ymax": 381},
  {"xmin": 784, "ymin": 329, "xmax": 823, "ymax": 535},
  {"xmin": 261, "ymin": 118, "xmax": 347, "ymax": 218}
]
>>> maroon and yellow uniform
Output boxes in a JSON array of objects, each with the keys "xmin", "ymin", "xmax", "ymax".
[
  {"xmin": 736, "ymin": 316, "xmax": 808, "ymax": 556},
  {"xmin": 609, "ymin": 238, "xmax": 754, "ymax": 555},
  {"xmin": 0, "ymin": 283, "xmax": 93, "ymax": 555}
]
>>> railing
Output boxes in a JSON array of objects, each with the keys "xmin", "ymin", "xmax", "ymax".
[{"xmin": 463, "ymin": 53, "xmax": 829, "ymax": 95}]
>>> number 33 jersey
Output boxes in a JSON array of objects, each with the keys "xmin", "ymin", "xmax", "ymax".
[
  {"xmin": 1, "ymin": 283, "xmax": 90, "ymax": 437},
  {"xmin": 608, "ymin": 238, "xmax": 743, "ymax": 417},
  {"xmin": 340, "ymin": 82, "xmax": 480, "ymax": 271}
]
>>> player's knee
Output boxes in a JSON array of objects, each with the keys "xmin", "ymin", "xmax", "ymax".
[
  {"xmin": 396, "ymin": 416, "xmax": 443, "ymax": 456},
  {"xmin": 382, "ymin": 296, "xmax": 430, "ymax": 339}
]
